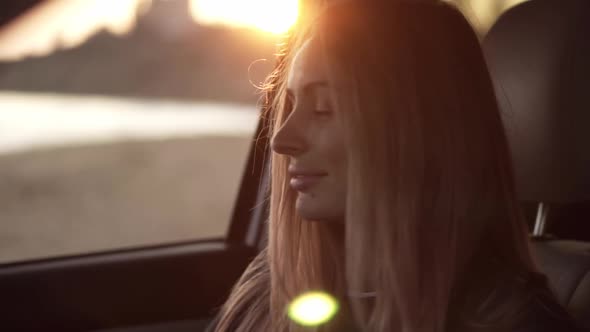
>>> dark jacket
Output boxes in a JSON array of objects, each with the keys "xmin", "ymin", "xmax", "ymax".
[
  {"xmin": 205, "ymin": 271, "xmax": 586, "ymax": 332},
  {"xmin": 205, "ymin": 293, "xmax": 585, "ymax": 331}
]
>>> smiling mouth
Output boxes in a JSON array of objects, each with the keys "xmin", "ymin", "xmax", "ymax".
[{"xmin": 289, "ymin": 174, "xmax": 326, "ymax": 192}]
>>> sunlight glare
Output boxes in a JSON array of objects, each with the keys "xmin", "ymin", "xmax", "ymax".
[
  {"xmin": 504, "ymin": 0, "xmax": 530, "ymax": 9},
  {"xmin": 189, "ymin": 0, "xmax": 299, "ymax": 34}
]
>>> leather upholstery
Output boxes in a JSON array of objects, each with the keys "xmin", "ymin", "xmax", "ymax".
[
  {"xmin": 482, "ymin": 0, "xmax": 590, "ymax": 204},
  {"xmin": 532, "ymin": 240, "xmax": 590, "ymax": 328},
  {"xmin": 483, "ymin": 0, "xmax": 590, "ymax": 329}
]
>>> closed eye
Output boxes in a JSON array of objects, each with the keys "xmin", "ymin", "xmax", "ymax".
[
  {"xmin": 313, "ymin": 108, "xmax": 333, "ymax": 116},
  {"xmin": 314, "ymin": 95, "xmax": 333, "ymax": 115}
]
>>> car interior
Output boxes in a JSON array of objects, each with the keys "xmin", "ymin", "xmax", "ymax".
[
  {"xmin": 0, "ymin": 0, "xmax": 588, "ymax": 331},
  {"xmin": 483, "ymin": 0, "xmax": 590, "ymax": 328}
]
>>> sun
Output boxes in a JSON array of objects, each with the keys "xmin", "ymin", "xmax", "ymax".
[{"xmin": 189, "ymin": 0, "xmax": 299, "ymax": 34}]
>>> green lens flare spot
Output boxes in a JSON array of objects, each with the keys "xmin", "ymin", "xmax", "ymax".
[{"xmin": 288, "ymin": 291, "xmax": 339, "ymax": 326}]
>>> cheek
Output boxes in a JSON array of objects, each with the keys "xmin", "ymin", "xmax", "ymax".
[
  {"xmin": 327, "ymin": 150, "xmax": 347, "ymax": 190},
  {"xmin": 326, "ymin": 128, "xmax": 348, "ymax": 186},
  {"xmin": 296, "ymin": 120, "xmax": 348, "ymax": 220},
  {"xmin": 320, "ymin": 129, "xmax": 348, "ymax": 198},
  {"xmin": 306, "ymin": 116, "xmax": 347, "ymax": 174}
]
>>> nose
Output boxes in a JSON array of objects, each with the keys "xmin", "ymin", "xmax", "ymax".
[{"xmin": 271, "ymin": 111, "xmax": 307, "ymax": 157}]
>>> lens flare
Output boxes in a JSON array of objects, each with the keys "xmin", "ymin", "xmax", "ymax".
[
  {"xmin": 189, "ymin": 0, "xmax": 299, "ymax": 34},
  {"xmin": 288, "ymin": 291, "xmax": 339, "ymax": 327}
]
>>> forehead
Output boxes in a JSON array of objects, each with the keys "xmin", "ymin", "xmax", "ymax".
[{"xmin": 287, "ymin": 39, "xmax": 327, "ymax": 92}]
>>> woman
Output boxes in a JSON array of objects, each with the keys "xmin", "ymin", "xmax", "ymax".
[{"xmin": 209, "ymin": 0, "xmax": 582, "ymax": 331}]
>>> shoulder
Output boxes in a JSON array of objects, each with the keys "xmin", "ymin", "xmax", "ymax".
[
  {"xmin": 450, "ymin": 264, "xmax": 586, "ymax": 332},
  {"xmin": 511, "ymin": 284, "xmax": 586, "ymax": 332}
]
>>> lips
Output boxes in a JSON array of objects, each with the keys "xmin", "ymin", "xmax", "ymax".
[
  {"xmin": 288, "ymin": 166, "xmax": 327, "ymax": 192},
  {"xmin": 289, "ymin": 174, "xmax": 326, "ymax": 192}
]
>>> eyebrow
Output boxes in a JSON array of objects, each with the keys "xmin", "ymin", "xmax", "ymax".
[{"xmin": 286, "ymin": 81, "xmax": 329, "ymax": 97}]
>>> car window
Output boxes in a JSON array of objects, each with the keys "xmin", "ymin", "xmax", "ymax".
[
  {"xmin": 0, "ymin": 0, "xmax": 527, "ymax": 264},
  {"xmin": 448, "ymin": 0, "xmax": 529, "ymax": 36},
  {"xmin": 0, "ymin": 0, "xmax": 285, "ymax": 264}
]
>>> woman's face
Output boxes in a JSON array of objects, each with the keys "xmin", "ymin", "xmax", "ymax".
[{"xmin": 271, "ymin": 39, "xmax": 348, "ymax": 223}]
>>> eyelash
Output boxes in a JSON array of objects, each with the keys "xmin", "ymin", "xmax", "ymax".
[
  {"xmin": 285, "ymin": 96, "xmax": 332, "ymax": 116},
  {"xmin": 313, "ymin": 109, "xmax": 332, "ymax": 116}
]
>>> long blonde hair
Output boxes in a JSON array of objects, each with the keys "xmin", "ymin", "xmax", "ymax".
[{"xmin": 214, "ymin": 1, "xmax": 538, "ymax": 331}]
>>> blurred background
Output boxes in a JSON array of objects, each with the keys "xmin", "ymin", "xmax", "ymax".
[{"xmin": 0, "ymin": 0, "xmax": 527, "ymax": 263}]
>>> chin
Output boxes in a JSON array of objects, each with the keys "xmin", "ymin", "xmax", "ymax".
[
  {"xmin": 295, "ymin": 193, "xmax": 344, "ymax": 222},
  {"xmin": 295, "ymin": 196, "xmax": 341, "ymax": 222},
  {"xmin": 296, "ymin": 196, "xmax": 325, "ymax": 221},
  {"xmin": 295, "ymin": 205, "xmax": 323, "ymax": 221}
]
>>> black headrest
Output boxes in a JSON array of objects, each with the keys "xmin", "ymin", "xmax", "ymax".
[{"xmin": 482, "ymin": 0, "xmax": 590, "ymax": 204}]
